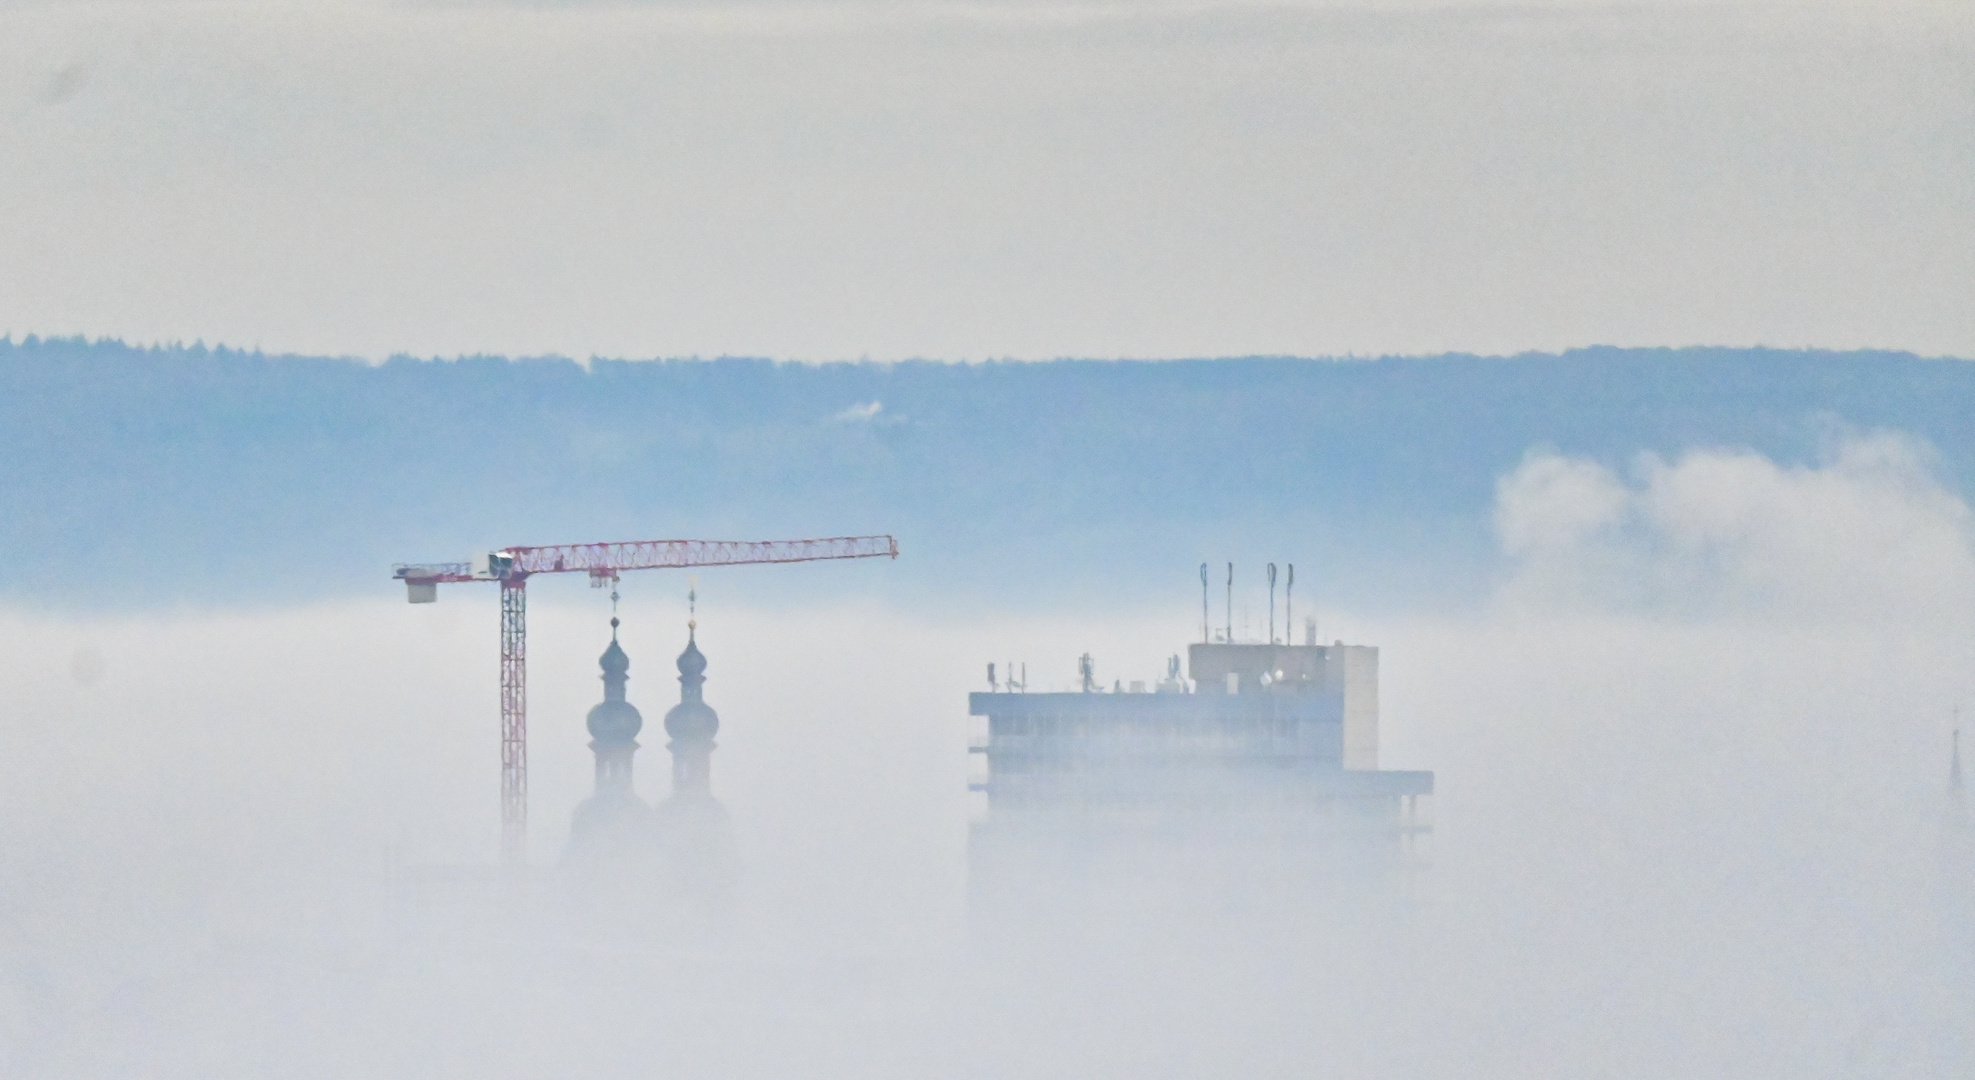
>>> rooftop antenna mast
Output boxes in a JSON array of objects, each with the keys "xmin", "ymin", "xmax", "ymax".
[
  {"xmin": 1225, "ymin": 562, "xmax": 1233, "ymax": 644},
  {"xmin": 1285, "ymin": 564, "xmax": 1294, "ymax": 647},
  {"xmin": 1268, "ymin": 563, "xmax": 1278, "ymax": 645},
  {"xmin": 1949, "ymin": 718, "xmax": 1968, "ymax": 836},
  {"xmin": 1199, "ymin": 563, "xmax": 1209, "ymax": 643},
  {"xmin": 1953, "ymin": 719, "xmax": 1964, "ymax": 798}
]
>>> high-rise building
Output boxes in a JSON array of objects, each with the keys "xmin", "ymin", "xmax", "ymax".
[{"xmin": 966, "ymin": 638, "xmax": 1432, "ymax": 927}]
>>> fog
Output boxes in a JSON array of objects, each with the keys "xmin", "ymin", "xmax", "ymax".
[{"xmin": 0, "ymin": 435, "xmax": 1967, "ymax": 1076}]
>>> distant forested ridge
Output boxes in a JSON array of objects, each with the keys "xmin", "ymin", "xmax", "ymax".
[{"xmin": 2, "ymin": 337, "xmax": 1969, "ymax": 612}]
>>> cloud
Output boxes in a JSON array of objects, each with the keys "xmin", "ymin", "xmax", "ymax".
[
  {"xmin": 1495, "ymin": 433, "xmax": 1975, "ymax": 623},
  {"xmin": 832, "ymin": 400, "xmax": 883, "ymax": 422}
]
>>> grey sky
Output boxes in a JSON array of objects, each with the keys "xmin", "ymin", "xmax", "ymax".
[
  {"xmin": 7, "ymin": 15, "xmax": 1973, "ymax": 1070},
  {"xmin": 2, "ymin": 0, "xmax": 1971, "ymax": 359}
]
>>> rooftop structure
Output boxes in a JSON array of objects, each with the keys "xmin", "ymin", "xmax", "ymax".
[
  {"xmin": 966, "ymin": 631, "xmax": 1433, "ymax": 924},
  {"xmin": 970, "ymin": 641, "xmax": 1430, "ymax": 815}
]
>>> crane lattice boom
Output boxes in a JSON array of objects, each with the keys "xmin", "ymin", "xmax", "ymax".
[{"xmin": 394, "ymin": 534, "xmax": 896, "ymax": 585}]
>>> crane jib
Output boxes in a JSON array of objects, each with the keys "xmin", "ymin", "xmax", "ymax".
[{"xmin": 392, "ymin": 535, "xmax": 897, "ymax": 585}]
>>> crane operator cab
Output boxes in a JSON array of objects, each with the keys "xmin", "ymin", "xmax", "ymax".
[{"xmin": 471, "ymin": 551, "xmax": 516, "ymax": 581}]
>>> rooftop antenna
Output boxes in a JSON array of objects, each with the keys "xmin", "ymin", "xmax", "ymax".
[
  {"xmin": 1267, "ymin": 563, "xmax": 1278, "ymax": 645},
  {"xmin": 1225, "ymin": 562, "xmax": 1233, "ymax": 644},
  {"xmin": 988, "ymin": 662, "xmax": 998, "ymax": 692},
  {"xmin": 1953, "ymin": 722, "xmax": 1964, "ymax": 798},
  {"xmin": 1948, "ymin": 720, "xmax": 1968, "ymax": 837},
  {"xmin": 1199, "ymin": 563, "xmax": 1210, "ymax": 644},
  {"xmin": 1285, "ymin": 564, "xmax": 1294, "ymax": 647},
  {"xmin": 1078, "ymin": 653, "xmax": 1096, "ymax": 693}
]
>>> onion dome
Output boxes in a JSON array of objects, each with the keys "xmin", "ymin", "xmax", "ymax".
[
  {"xmin": 587, "ymin": 698, "xmax": 642, "ymax": 744},
  {"xmin": 600, "ymin": 637, "xmax": 630, "ymax": 680},
  {"xmin": 676, "ymin": 634, "xmax": 707, "ymax": 681},
  {"xmin": 586, "ymin": 621, "xmax": 643, "ymax": 744},
  {"xmin": 664, "ymin": 628, "xmax": 719, "ymax": 742}
]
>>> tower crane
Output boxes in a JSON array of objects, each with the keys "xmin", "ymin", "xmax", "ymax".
[{"xmin": 393, "ymin": 534, "xmax": 898, "ymax": 864}]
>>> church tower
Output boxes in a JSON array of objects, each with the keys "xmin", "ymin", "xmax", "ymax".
[
  {"xmin": 588, "ymin": 616, "xmax": 643, "ymax": 794},
  {"xmin": 566, "ymin": 615, "xmax": 652, "ymax": 859},
  {"xmin": 663, "ymin": 624, "xmax": 720, "ymax": 798},
  {"xmin": 651, "ymin": 590, "xmax": 736, "ymax": 911},
  {"xmin": 1941, "ymin": 728, "xmax": 1974, "ymax": 946}
]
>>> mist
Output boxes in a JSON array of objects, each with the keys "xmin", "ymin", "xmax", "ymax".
[
  {"xmin": 1, "ymin": 434, "xmax": 1968, "ymax": 1077},
  {"xmin": 7, "ymin": 0, "xmax": 1969, "ymax": 1065}
]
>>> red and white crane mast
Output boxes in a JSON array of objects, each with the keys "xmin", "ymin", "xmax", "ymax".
[{"xmin": 394, "ymin": 534, "xmax": 897, "ymax": 864}]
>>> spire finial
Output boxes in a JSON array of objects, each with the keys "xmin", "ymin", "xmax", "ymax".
[{"xmin": 687, "ymin": 576, "xmax": 698, "ymax": 632}]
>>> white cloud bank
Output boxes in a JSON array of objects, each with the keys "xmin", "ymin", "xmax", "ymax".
[{"xmin": 1496, "ymin": 433, "xmax": 1975, "ymax": 624}]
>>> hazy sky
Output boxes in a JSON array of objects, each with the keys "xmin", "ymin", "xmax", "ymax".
[
  {"xmin": 2, "ymin": 0, "xmax": 1970, "ymax": 360},
  {"xmin": 4, "ymin": 6, "xmax": 1974, "ymax": 1073}
]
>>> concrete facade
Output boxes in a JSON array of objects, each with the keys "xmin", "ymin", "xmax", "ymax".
[
  {"xmin": 965, "ymin": 637, "xmax": 1431, "ymax": 932},
  {"xmin": 967, "ymin": 639, "xmax": 1429, "ymax": 828}
]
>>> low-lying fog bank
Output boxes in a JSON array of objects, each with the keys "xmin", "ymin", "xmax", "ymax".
[{"xmin": 2, "ymin": 436, "xmax": 1970, "ymax": 1076}]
